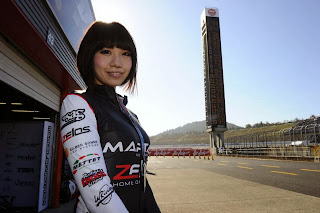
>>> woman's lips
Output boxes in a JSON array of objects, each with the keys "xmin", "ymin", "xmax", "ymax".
[{"xmin": 108, "ymin": 72, "xmax": 123, "ymax": 77}]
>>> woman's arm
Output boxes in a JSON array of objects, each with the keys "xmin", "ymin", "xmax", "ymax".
[{"xmin": 60, "ymin": 94, "xmax": 128, "ymax": 213}]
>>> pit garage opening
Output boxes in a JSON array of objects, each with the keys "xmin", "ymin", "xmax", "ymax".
[{"xmin": 0, "ymin": 80, "xmax": 56, "ymax": 211}]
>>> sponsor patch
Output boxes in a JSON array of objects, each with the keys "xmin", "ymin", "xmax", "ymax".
[
  {"xmin": 65, "ymin": 140, "xmax": 99, "ymax": 156},
  {"xmin": 72, "ymin": 153, "xmax": 101, "ymax": 174},
  {"xmin": 62, "ymin": 126, "xmax": 90, "ymax": 144},
  {"xmin": 81, "ymin": 169, "xmax": 106, "ymax": 187},
  {"xmin": 94, "ymin": 184, "xmax": 114, "ymax": 207},
  {"xmin": 103, "ymin": 141, "xmax": 149, "ymax": 157},
  {"xmin": 113, "ymin": 164, "xmax": 140, "ymax": 180},
  {"xmin": 61, "ymin": 109, "xmax": 85, "ymax": 129},
  {"xmin": 112, "ymin": 179, "xmax": 141, "ymax": 188}
]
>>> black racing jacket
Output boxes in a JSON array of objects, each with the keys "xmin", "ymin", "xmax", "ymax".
[{"xmin": 60, "ymin": 85, "xmax": 160, "ymax": 213}]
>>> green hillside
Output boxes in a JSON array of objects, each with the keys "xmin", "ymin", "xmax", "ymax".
[
  {"xmin": 150, "ymin": 115, "xmax": 320, "ymax": 145},
  {"xmin": 156, "ymin": 120, "xmax": 240, "ymax": 136},
  {"xmin": 150, "ymin": 122, "xmax": 297, "ymax": 145}
]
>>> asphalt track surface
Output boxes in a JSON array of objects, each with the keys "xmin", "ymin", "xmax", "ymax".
[
  {"xmin": 44, "ymin": 156, "xmax": 320, "ymax": 213},
  {"xmin": 147, "ymin": 156, "xmax": 320, "ymax": 213}
]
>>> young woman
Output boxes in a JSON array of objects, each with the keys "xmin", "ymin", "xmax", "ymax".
[{"xmin": 60, "ymin": 21, "xmax": 160, "ymax": 213}]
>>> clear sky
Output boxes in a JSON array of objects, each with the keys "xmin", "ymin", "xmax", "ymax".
[{"xmin": 91, "ymin": 0, "xmax": 320, "ymax": 136}]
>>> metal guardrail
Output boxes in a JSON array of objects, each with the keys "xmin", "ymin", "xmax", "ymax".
[
  {"xmin": 221, "ymin": 124, "xmax": 320, "ymax": 161},
  {"xmin": 220, "ymin": 146, "xmax": 320, "ymax": 161},
  {"xmin": 225, "ymin": 124, "xmax": 320, "ymax": 148}
]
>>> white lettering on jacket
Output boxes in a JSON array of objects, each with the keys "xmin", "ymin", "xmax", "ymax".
[{"xmin": 102, "ymin": 141, "xmax": 149, "ymax": 153}]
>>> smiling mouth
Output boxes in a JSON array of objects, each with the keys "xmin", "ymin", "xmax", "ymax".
[{"xmin": 108, "ymin": 72, "xmax": 123, "ymax": 77}]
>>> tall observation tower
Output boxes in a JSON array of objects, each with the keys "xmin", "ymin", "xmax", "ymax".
[{"xmin": 201, "ymin": 8, "xmax": 227, "ymax": 154}]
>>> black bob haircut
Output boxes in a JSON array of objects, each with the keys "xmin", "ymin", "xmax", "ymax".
[{"xmin": 77, "ymin": 21, "xmax": 137, "ymax": 93}]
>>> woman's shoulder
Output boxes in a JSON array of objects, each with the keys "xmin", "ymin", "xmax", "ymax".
[{"xmin": 62, "ymin": 93, "xmax": 88, "ymax": 106}]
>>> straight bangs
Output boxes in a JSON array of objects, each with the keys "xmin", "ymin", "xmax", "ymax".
[{"xmin": 94, "ymin": 24, "xmax": 136, "ymax": 58}]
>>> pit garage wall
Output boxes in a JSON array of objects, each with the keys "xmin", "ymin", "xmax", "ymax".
[
  {"xmin": 0, "ymin": 39, "xmax": 61, "ymax": 112},
  {"xmin": 0, "ymin": 0, "xmax": 94, "ymax": 208},
  {"xmin": 13, "ymin": 0, "xmax": 87, "ymax": 89}
]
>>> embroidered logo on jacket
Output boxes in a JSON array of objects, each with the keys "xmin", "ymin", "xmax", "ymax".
[
  {"xmin": 65, "ymin": 140, "xmax": 99, "ymax": 157},
  {"xmin": 112, "ymin": 164, "xmax": 141, "ymax": 188},
  {"xmin": 114, "ymin": 164, "xmax": 140, "ymax": 180},
  {"xmin": 72, "ymin": 153, "xmax": 100, "ymax": 174},
  {"xmin": 61, "ymin": 109, "xmax": 85, "ymax": 130},
  {"xmin": 94, "ymin": 184, "xmax": 114, "ymax": 207},
  {"xmin": 62, "ymin": 126, "xmax": 90, "ymax": 143},
  {"xmin": 81, "ymin": 169, "xmax": 106, "ymax": 187},
  {"xmin": 103, "ymin": 141, "xmax": 149, "ymax": 156}
]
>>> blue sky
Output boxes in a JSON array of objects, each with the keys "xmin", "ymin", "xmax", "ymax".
[{"xmin": 91, "ymin": 0, "xmax": 320, "ymax": 136}]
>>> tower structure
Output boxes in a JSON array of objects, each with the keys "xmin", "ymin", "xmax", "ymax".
[{"xmin": 201, "ymin": 8, "xmax": 227, "ymax": 154}]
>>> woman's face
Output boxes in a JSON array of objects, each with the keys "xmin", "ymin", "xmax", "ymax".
[{"xmin": 93, "ymin": 47, "xmax": 132, "ymax": 87}]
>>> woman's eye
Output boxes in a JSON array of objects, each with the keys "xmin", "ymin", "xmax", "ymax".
[
  {"xmin": 100, "ymin": 49, "xmax": 111, "ymax": 54},
  {"xmin": 123, "ymin": 51, "xmax": 131, "ymax": 57}
]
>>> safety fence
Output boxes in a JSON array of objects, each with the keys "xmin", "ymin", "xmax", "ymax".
[
  {"xmin": 219, "ymin": 146, "xmax": 320, "ymax": 162},
  {"xmin": 149, "ymin": 123, "xmax": 320, "ymax": 161},
  {"xmin": 225, "ymin": 124, "xmax": 320, "ymax": 148},
  {"xmin": 148, "ymin": 146, "xmax": 320, "ymax": 162},
  {"xmin": 221, "ymin": 123, "xmax": 320, "ymax": 161},
  {"xmin": 149, "ymin": 148, "xmax": 210, "ymax": 157}
]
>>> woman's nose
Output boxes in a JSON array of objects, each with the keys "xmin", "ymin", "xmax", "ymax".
[{"xmin": 110, "ymin": 54, "xmax": 122, "ymax": 67}]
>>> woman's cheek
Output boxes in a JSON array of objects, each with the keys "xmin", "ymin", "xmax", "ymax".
[{"xmin": 94, "ymin": 57, "xmax": 107, "ymax": 70}]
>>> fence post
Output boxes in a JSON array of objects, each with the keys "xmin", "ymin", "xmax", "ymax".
[{"xmin": 314, "ymin": 146, "xmax": 320, "ymax": 162}]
